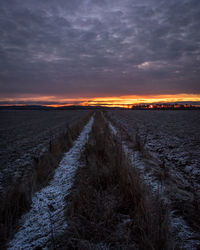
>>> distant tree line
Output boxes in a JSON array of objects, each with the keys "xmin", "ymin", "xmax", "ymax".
[{"xmin": 132, "ymin": 104, "xmax": 200, "ymax": 110}]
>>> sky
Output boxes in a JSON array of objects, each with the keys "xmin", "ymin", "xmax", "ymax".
[{"xmin": 0, "ymin": 0, "xmax": 200, "ymax": 106}]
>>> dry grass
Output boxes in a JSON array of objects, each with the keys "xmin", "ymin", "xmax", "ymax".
[
  {"xmin": 33, "ymin": 113, "xmax": 91, "ymax": 190},
  {"xmin": 57, "ymin": 112, "xmax": 173, "ymax": 249},
  {"xmin": 0, "ymin": 112, "xmax": 92, "ymax": 248}
]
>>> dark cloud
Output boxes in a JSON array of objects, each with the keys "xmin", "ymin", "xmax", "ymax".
[
  {"xmin": 0, "ymin": 100, "xmax": 83, "ymax": 106},
  {"xmin": 0, "ymin": 0, "xmax": 200, "ymax": 99}
]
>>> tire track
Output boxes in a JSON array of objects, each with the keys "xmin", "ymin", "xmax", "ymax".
[{"xmin": 8, "ymin": 116, "xmax": 94, "ymax": 250}]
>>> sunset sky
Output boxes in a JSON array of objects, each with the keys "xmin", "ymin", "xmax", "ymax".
[{"xmin": 0, "ymin": 0, "xmax": 200, "ymax": 107}]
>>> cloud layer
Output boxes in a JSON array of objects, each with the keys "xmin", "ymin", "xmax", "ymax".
[{"xmin": 0, "ymin": 0, "xmax": 200, "ymax": 99}]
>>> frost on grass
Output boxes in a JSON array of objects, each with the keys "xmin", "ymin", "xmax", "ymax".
[
  {"xmin": 107, "ymin": 110, "xmax": 200, "ymax": 190},
  {"xmin": 108, "ymin": 122, "xmax": 117, "ymax": 136},
  {"xmin": 0, "ymin": 110, "xmax": 89, "ymax": 194},
  {"xmin": 108, "ymin": 118, "xmax": 199, "ymax": 250},
  {"xmin": 8, "ymin": 117, "xmax": 94, "ymax": 250}
]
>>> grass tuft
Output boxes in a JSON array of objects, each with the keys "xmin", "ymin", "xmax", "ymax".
[
  {"xmin": 58, "ymin": 111, "xmax": 173, "ymax": 249},
  {"xmin": 0, "ymin": 112, "xmax": 92, "ymax": 248}
]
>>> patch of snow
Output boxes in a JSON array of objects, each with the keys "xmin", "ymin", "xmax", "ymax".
[
  {"xmin": 108, "ymin": 122, "xmax": 117, "ymax": 136},
  {"xmin": 8, "ymin": 116, "xmax": 94, "ymax": 250}
]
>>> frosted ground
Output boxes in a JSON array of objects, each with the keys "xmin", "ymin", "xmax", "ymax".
[
  {"xmin": 0, "ymin": 110, "xmax": 89, "ymax": 190},
  {"xmin": 108, "ymin": 110, "xmax": 200, "ymax": 188},
  {"xmin": 1, "ymin": 110, "xmax": 200, "ymax": 249},
  {"xmin": 8, "ymin": 117, "xmax": 94, "ymax": 249},
  {"xmin": 107, "ymin": 110, "xmax": 200, "ymax": 249},
  {"xmin": 0, "ymin": 110, "xmax": 90, "ymax": 247}
]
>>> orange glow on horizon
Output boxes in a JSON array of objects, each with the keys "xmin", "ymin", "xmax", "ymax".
[{"xmin": 1, "ymin": 93, "xmax": 200, "ymax": 108}]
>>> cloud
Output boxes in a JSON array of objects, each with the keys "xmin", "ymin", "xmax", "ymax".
[
  {"xmin": 137, "ymin": 61, "xmax": 168, "ymax": 71},
  {"xmin": 0, "ymin": 0, "xmax": 200, "ymax": 99}
]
